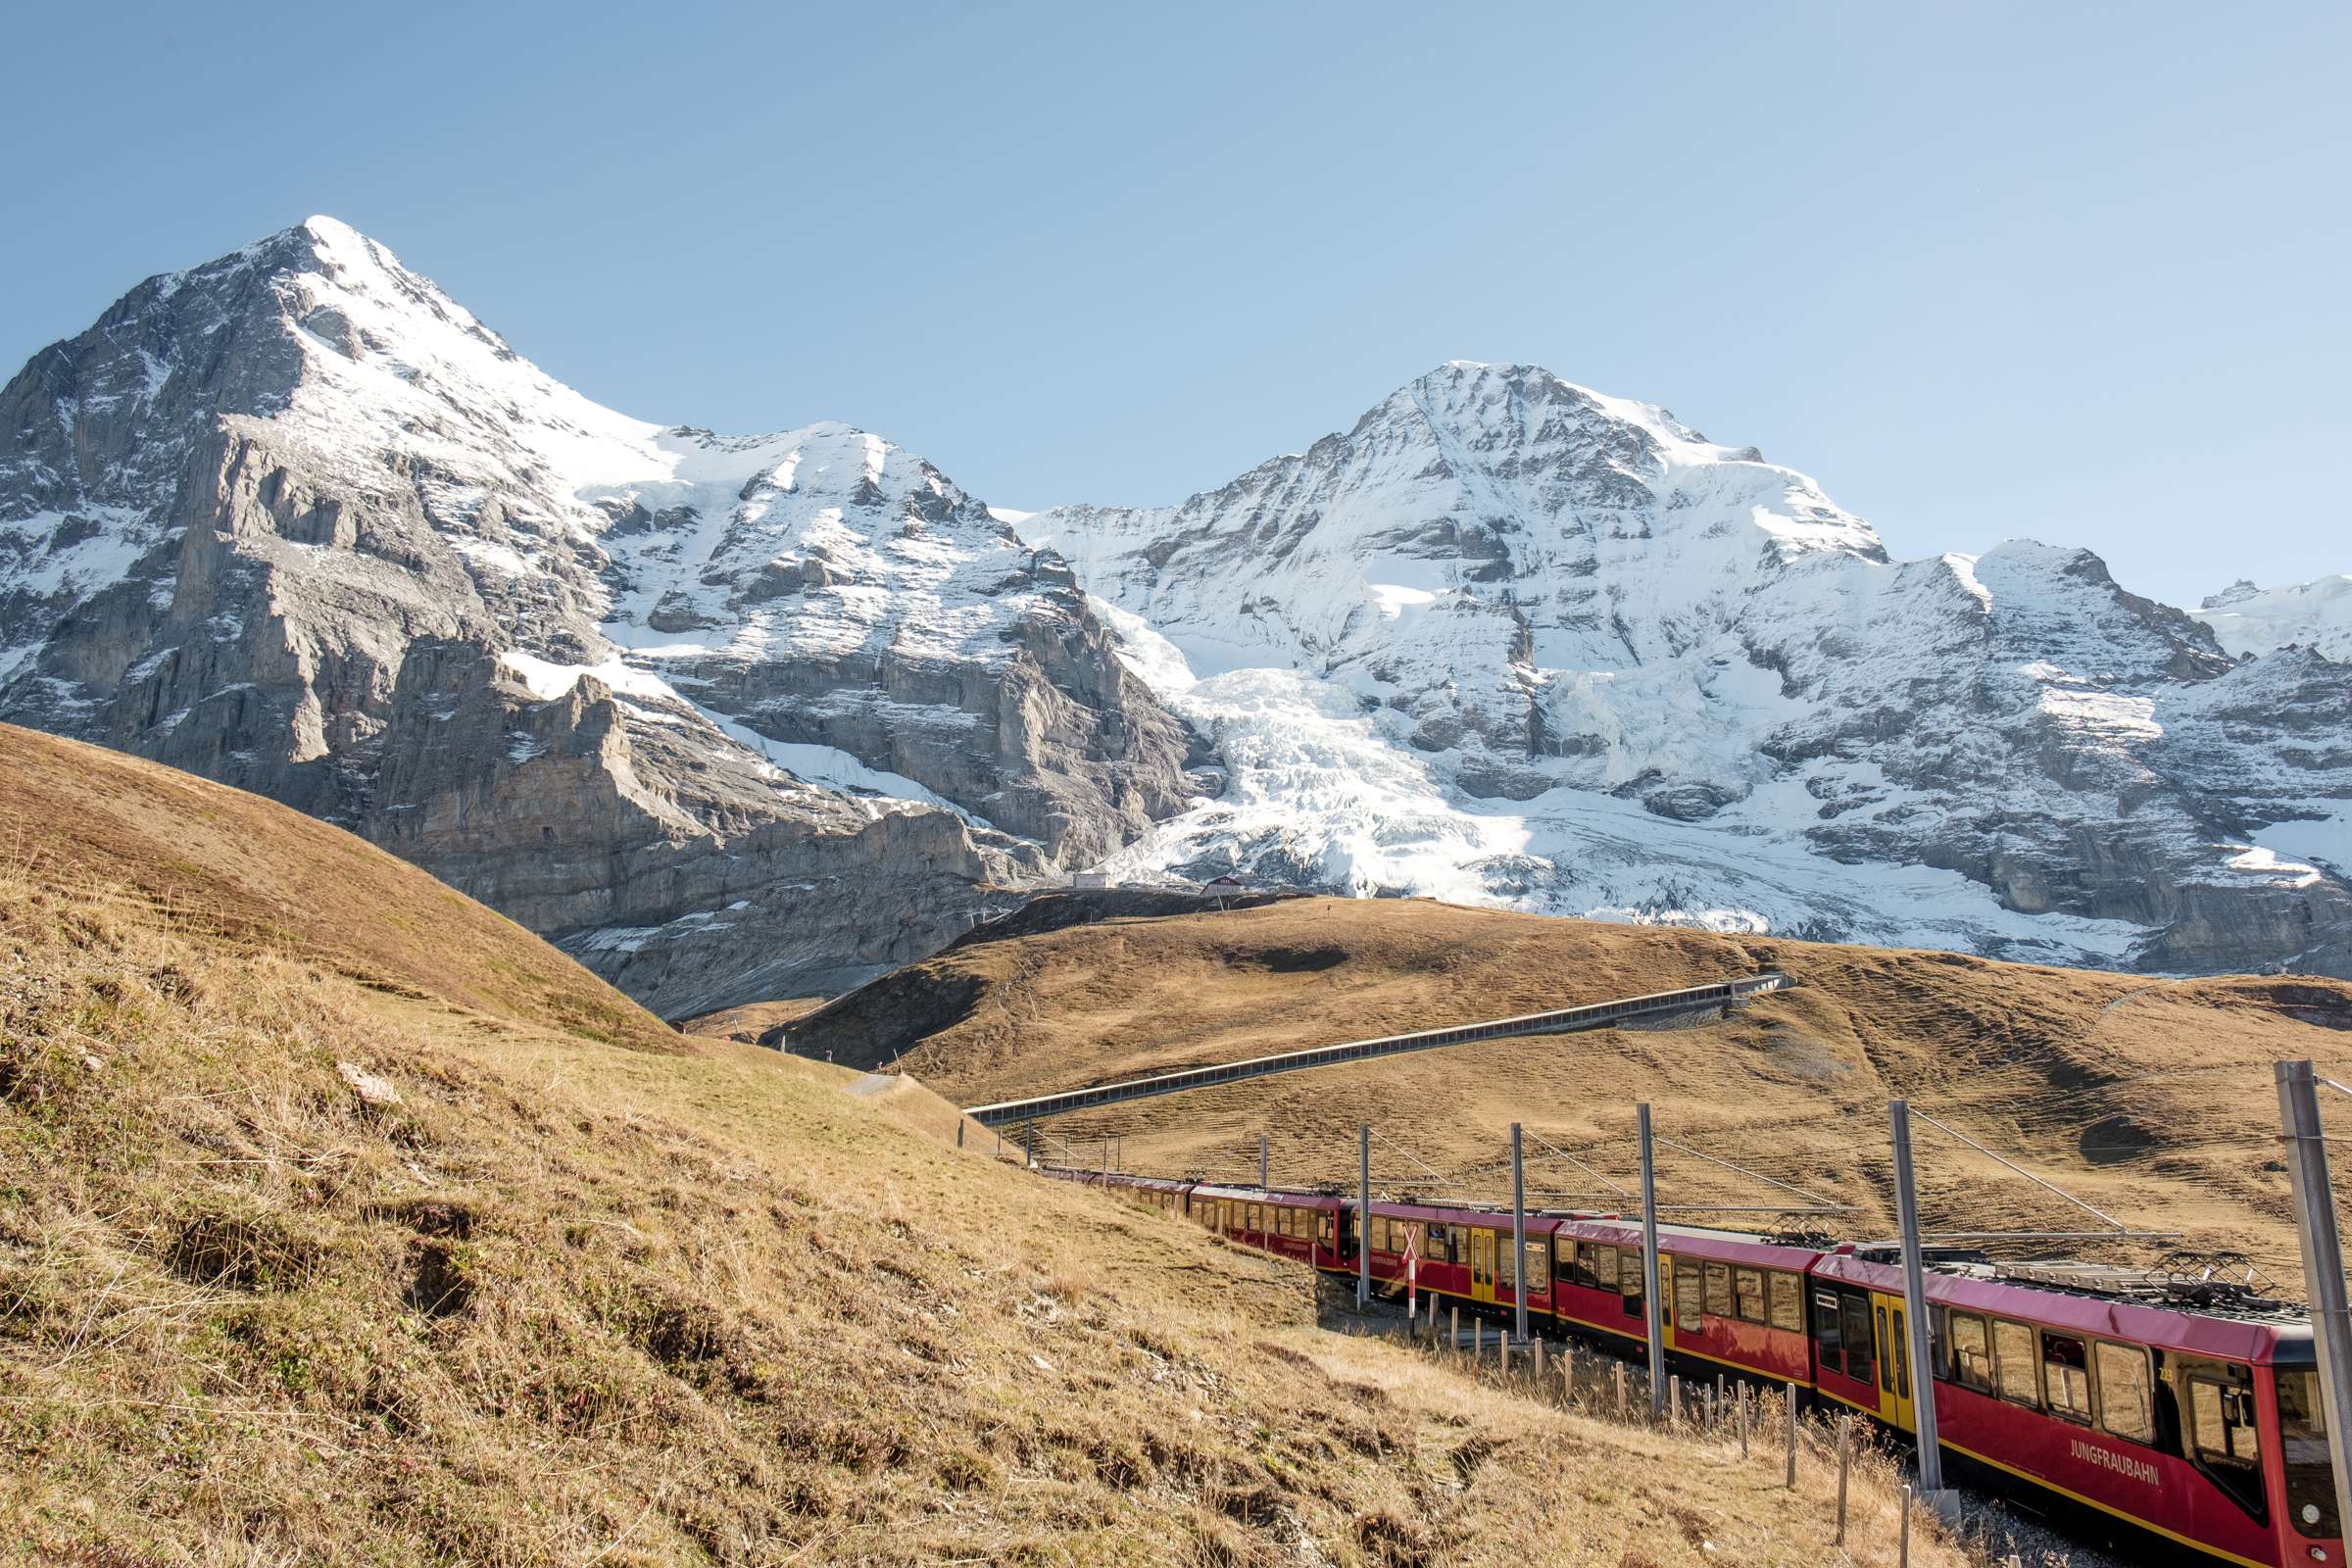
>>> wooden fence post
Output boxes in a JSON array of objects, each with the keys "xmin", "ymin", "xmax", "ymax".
[
  {"xmin": 1784, "ymin": 1384, "xmax": 1797, "ymax": 1489},
  {"xmin": 1835, "ymin": 1414, "xmax": 1852, "ymax": 1545},
  {"xmin": 1738, "ymin": 1383, "xmax": 1748, "ymax": 1457},
  {"xmin": 1450, "ymin": 1304, "xmax": 1459, "ymax": 1358},
  {"xmin": 1899, "ymin": 1483, "xmax": 1913, "ymax": 1568},
  {"xmin": 1616, "ymin": 1362, "xmax": 1628, "ymax": 1420},
  {"xmin": 1533, "ymin": 1336, "xmax": 1544, "ymax": 1388},
  {"xmin": 1670, "ymin": 1373, "xmax": 1682, "ymax": 1428}
]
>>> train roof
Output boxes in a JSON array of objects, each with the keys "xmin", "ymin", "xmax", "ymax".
[{"xmin": 1814, "ymin": 1250, "xmax": 2307, "ymax": 1360}]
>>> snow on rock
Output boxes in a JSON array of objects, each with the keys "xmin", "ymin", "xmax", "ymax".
[
  {"xmin": 0, "ymin": 220, "xmax": 1191, "ymax": 1013},
  {"xmin": 2192, "ymin": 575, "xmax": 2352, "ymax": 662},
  {"xmin": 1039, "ymin": 363, "xmax": 2352, "ymax": 977}
]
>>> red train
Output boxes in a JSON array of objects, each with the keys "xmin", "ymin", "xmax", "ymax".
[{"xmin": 1045, "ymin": 1166, "xmax": 2337, "ymax": 1568}]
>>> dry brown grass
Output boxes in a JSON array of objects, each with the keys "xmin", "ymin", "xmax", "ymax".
[
  {"xmin": 788, "ymin": 894, "xmax": 2352, "ymax": 1293},
  {"xmin": 677, "ymin": 999, "xmax": 827, "ymax": 1043},
  {"xmin": 0, "ymin": 729, "xmax": 1978, "ymax": 1565}
]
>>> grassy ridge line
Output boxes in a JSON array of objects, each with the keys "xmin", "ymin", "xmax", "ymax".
[
  {"xmin": 0, "ymin": 722, "xmax": 676, "ymax": 1054},
  {"xmin": 0, "ymin": 729, "xmax": 1971, "ymax": 1565},
  {"xmin": 779, "ymin": 895, "xmax": 2352, "ymax": 1289}
]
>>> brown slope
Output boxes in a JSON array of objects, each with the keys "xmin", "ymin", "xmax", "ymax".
[
  {"xmin": 0, "ymin": 721, "xmax": 676, "ymax": 1052},
  {"xmin": 784, "ymin": 895, "xmax": 2352, "ymax": 1292},
  {"xmin": 0, "ymin": 727, "xmax": 1972, "ymax": 1565}
]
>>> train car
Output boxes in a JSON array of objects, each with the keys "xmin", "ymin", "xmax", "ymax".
[
  {"xmin": 1359, "ymin": 1200, "xmax": 1562, "ymax": 1319},
  {"xmin": 1191, "ymin": 1183, "xmax": 1352, "ymax": 1270},
  {"xmin": 1544, "ymin": 1216, "xmax": 1818, "ymax": 1390},
  {"xmin": 1812, "ymin": 1251, "xmax": 2338, "ymax": 1568}
]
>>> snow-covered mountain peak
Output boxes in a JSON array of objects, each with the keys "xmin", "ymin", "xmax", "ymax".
[{"xmin": 2190, "ymin": 573, "xmax": 2352, "ymax": 662}]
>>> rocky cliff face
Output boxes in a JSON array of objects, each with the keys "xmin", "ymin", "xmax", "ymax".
[
  {"xmin": 1034, "ymin": 363, "xmax": 2352, "ymax": 977},
  {"xmin": 0, "ymin": 220, "xmax": 1192, "ymax": 1015}
]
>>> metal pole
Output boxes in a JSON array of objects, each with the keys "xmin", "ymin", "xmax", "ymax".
[
  {"xmin": 1511, "ymin": 1121, "xmax": 1528, "ymax": 1346},
  {"xmin": 1639, "ymin": 1102, "xmax": 1665, "ymax": 1418},
  {"xmin": 1259, "ymin": 1134, "xmax": 1269, "ymax": 1191},
  {"xmin": 2279, "ymin": 1059, "xmax": 2352, "ymax": 1540},
  {"xmin": 1358, "ymin": 1122, "xmax": 1371, "ymax": 1310},
  {"xmin": 1889, "ymin": 1100, "xmax": 1946, "ymax": 1498}
]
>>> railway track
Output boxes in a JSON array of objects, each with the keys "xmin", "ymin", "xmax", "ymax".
[{"xmin": 961, "ymin": 972, "xmax": 1790, "ymax": 1128}]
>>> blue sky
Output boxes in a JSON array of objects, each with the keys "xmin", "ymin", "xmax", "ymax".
[{"xmin": 5, "ymin": 3, "xmax": 2344, "ymax": 605}]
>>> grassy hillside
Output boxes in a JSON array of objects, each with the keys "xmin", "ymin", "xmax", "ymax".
[
  {"xmin": 784, "ymin": 895, "xmax": 2352, "ymax": 1292},
  {"xmin": 0, "ymin": 729, "xmax": 1972, "ymax": 1566}
]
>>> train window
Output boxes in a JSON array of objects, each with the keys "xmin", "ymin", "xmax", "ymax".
[
  {"xmin": 1703, "ymin": 1261, "xmax": 1733, "ymax": 1318},
  {"xmin": 1734, "ymin": 1268, "xmax": 1766, "ymax": 1324},
  {"xmin": 1947, "ymin": 1312, "xmax": 1993, "ymax": 1392},
  {"xmin": 1317, "ymin": 1211, "xmax": 1334, "ymax": 1246},
  {"xmin": 1991, "ymin": 1319, "xmax": 2039, "ymax": 1407},
  {"xmin": 2278, "ymin": 1369, "xmax": 2340, "ymax": 1539},
  {"xmin": 1428, "ymin": 1222, "xmax": 1449, "ymax": 1262},
  {"xmin": 1675, "ymin": 1258, "xmax": 1704, "ymax": 1333},
  {"xmin": 2092, "ymin": 1342, "xmax": 2154, "ymax": 1445},
  {"xmin": 2183, "ymin": 1360, "xmax": 2268, "ymax": 1521},
  {"xmin": 1812, "ymin": 1291, "xmax": 1844, "ymax": 1378},
  {"xmin": 2190, "ymin": 1374, "xmax": 2262, "ymax": 1465},
  {"xmin": 1553, "ymin": 1235, "xmax": 1575, "ymax": 1282},
  {"xmin": 1877, "ymin": 1306, "xmax": 1896, "ymax": 1394},
  {"xmin": 1498, "ymin": 1233, "xmax": 1517, "ymax": 1291},
  {"xmin": 2042, "ymin": 1334, "xmax": 2091, "ymax": 1425},
  {"xmin": 1620, "ymin": 1266, "xmax": 1643, "ymax": 1318},
  {"xmin": 1769, "ymin": 1272, "xmax": 1804, "ymax": 1333},
  {"xmin": 1840, "ymin": 1295, "xmax": 1876, "ymax": 1387},
  {"xmin": 1524, "ymin": 1241, "xmax": 1549, "ymax": 1294},
  {"xmin": 1590, "ymin": 1245, "xmax": 1619, "ymax": 1290}
]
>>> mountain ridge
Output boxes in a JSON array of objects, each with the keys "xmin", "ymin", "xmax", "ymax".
[
  {"xmin": 0, "ymin": 218, "xmax": 1193, "ymax": 1015},
  {"xmin": 3, "ymin": 221, "xmax": 2348, "ymax": 996}
]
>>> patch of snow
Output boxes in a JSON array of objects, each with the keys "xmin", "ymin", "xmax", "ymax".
[{"xmin": 2191, "ymin": 574, "xmax": 2352, "ymax": 662}]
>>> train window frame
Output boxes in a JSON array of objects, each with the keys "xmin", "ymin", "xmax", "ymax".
[
  {"xmin": 1703, "ymin": 1260, "xmax": 1733, "ymax": 1318},
  {"xmin": 1524, "ymin": 1239, "xmax": 1549, "ymax": 1295},
  {"xmin": 2041, "ymin": 1332, "xmax": 2092, "ymax": 1425},
  {"xmin": 2091, "ymin": 1340, "xmax": 2154, "ymax": 1446},
  {"xmin": 1317, "ymin": 1211, "xmax": 1334, "ymax": 1247},
  {"xmin": 1498, "ymin": 1232, "xmax": 1517, "ymax": 1292},
  {"xmin": 1838, "ymin": 1293, "xmax": 1876, "ymax": 1387},
  {"xmin": 1990, "ymin": 1318, "xmax": 2039, "ymax": 1408},
  {"xmin": 1734, "ymin": 1267, "xmax": 1766, "ymax": 1324},
  {"xmin": 1590, "ymin": 1244, "xmax": 1619, "ymax": 1290},
  {"xmin": 1811, "ymin": 1289, "xmax": 1844, "ymax": 1379},
  {"xmin": 1428, "ymin": 1222, "xmax": 1450, "ymax": 1262},
  {"xmin": 1876, "ymin": 1305, "xmax": 1898, "ymax": 1395},
  {"xmin": 1946, "ymin": 1310, "xmax": 1993, "ymax": 1393},
  {"xmin": 1675, "ymin": 1256, "xmax": 1704, "ymax": 1334},
  {"xmin": 2181, "ymin": 1358, "xmax": 2268, "ymax": 1523},
  {"xmin": 1768, "ymin": 1271, "xmax": 1804, "ymax": 1333}
]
